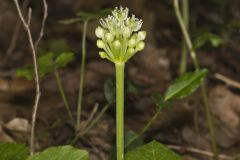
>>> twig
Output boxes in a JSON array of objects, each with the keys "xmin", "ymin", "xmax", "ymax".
[
  {"xmin": 6, "ymin": 0, "xmax": 29, "ymax": 56},
  {"xmin": 13, "ymin": 0, "xmax": 48, "ymax": 155},
  {"xmin": 84, "ymin": 103, "xmax": 99, "ymax": 129},
  {"xmin": 168, "ymin": 145, "xmax": 234, "ymax": 160},
  {"xmin": 34, "ymin": 0, "xmax": 48, "ymax": 49},
  {"xmin": 215, "ymin": 73, "xmax": 240, "ymax": 89}
]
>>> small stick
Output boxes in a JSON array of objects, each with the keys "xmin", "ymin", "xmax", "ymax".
[
  {"xmin": 13, "ymin": 0, "xmax": 48, "ymax": 155},
  {"xmin": 34, "ymin": 0, "xmax": 48, "ymax": 49},
  {"xmin": 84, "ymin": 103, "xmax": 99, "ymax": 129},
  {"xmin": 6, "ymin": 0, "xmax": 29, "ymax": 56},
  {"xmin": 168, "ymin": 145, "xmax": 234, "ymax": 160},
  {"xmin": 215, "ymin": 73, "xmax": 240, "ymax": 89}
]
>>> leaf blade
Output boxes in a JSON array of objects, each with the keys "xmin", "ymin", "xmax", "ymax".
[{"xmin": 165, "ymin": 69, "xmax": 208, "ymax": 101}]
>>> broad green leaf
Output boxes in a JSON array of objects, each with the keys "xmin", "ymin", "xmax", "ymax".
[
  {"xmin": 152, "ymin": 93, "xmax": 173, "ymax": 110},
  {"xmin": 165, "ymin": 69, "xmax": 208, "ymax": 101},
  {"xmin": 27, "ymin": 146, "xmax": 88, "ymax": 160},
  {"xmin": 104, "ymin": 78, "xmax": 115, "ymax": 103},
  {"xmin": 125, "ymin": 141, "xmax": 182, "ymax": 160},
  {"xmin": 55, "ymin": 52, "xmax": 75, "ymax": 68},
  {"xmin": 193, "ymin": 32, "xmax": 223, "ymax": 49},
  {"xmin": 0, "ymin": 143, "xmax": 29, "ymax": 160}
]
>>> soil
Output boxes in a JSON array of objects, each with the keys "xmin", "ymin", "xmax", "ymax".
[{"xmin": 0, "ymin": 0, "xmax": 240, "ymax": 160}]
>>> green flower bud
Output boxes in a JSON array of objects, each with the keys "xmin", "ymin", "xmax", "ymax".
[
  {"xmin": 123, "ymin": 27, "xmax": 131, "ymax": 38},
  {"xmin": 128, "ymin": 38, "xmax": 136, "ymax": 47},
  {"xmin": 127, "ymin": 48, "xmax": 135, "ymax": 55},
  {"xmin": 97, "ymin": 40, "xmax": 105, "ymax": 49},
  {"xmin": 95, "ymin": 26, "xmax": 105, "ymax": 38},
  {"xmin": 113, "ymin": 40, "xmax": 121, "ymax": 50},
  {"xmin": 137, "ymin": 31, "xmax": 146, "ymax": 41},
  {"xmin": 105, "ymin": 32, "xmax": 114, "ymax": 42},
  {"xmin": 99, "ymin": 51, "xmax": 107, "ymax": 59},
  {"xmin": 135, "ymin": 41, "xmax": 145, "ymax": 51}
]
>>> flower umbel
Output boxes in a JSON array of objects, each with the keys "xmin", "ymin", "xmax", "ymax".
[{"xmin": 96, "ymin": 7, "xmax": 146, "ymax": 63}]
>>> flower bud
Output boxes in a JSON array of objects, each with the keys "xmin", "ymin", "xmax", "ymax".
[
  {"xmin": 136, "ymin": 41, "xmax": 145, "ymax": 51},
  {"xmin": 137, "ymin": 31, "xmax": 146, "ymax": 40},
  {"xmin": 113, "ymin": 40, "xmax": 121, "ymax": 50},
  {"xmin": 105, "ymin": 32, "xmax": 114, "ymax": 42},
  {"xmin": 123, "ymin": 27, "xmax": 131, "ymax": 38},
  {"xmin": 97, "ymin": 40, "xmax": 105, "ymax": 49},
  {"xmin": 95, "ymin": 26, "xmax": 105, "ymax": 38},
  {"xmin": 128, "ymin": 38, "xmax": 136, "ymax": 47},
  {"xmin": 99, "ymin": 51, "xmax": 107, "ymax": 59},
  {"xmin": 127, "ymin": 48, "xmax": 135, "ymax": 55}
]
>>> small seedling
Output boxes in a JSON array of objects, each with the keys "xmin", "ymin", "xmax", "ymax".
[{"xmin": 95, "ymin": 6, "xmax": 146, "ymax": 160}]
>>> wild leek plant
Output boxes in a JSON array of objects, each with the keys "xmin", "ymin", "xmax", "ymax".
[
  {"xmin": 95, "ymin": 7, "xmax": 146, "ymax": 160},
  {"xmin": 174, "ymin": 0, "xmax": 219, "ymax": 159}
]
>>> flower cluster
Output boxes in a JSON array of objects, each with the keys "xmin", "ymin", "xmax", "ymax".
[{"xmin": 95, "ymin": 7, "xmax": 146, "ymax": 63}]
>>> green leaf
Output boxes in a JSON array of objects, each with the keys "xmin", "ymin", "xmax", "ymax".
[
  {"xmin": 193, "ymin": 32, "xmax": 223, "ymax": 49},
  {"xmin": 76, "ymin": 9, "xmax": 112, "ymax": 20},
  {"xmin": 16, "ymin": 66, "xmax": 34, "ymax": 80},
  {"xmin": 104, "ymin": 77, "xmax": 115, "ymax": 103},
  {"xmin": 55, "ymin": 52, "xmax": 75, "ymax": 68},
  {"xmin": 59, "ymin": 18, "xmax": 84, "ymax": 25},
  {"xmin": 152, "ymin": 93, "xmax": 173, "ymax": 110},
  {"xmin": 60, "ymin": 9, "xmax": 112, "ymax": 24},
  {"xmin": 27, "ymin": 146, "xmax": 88, "ymax": 160},
  {"xmin": 0, "ymin": 143, "xmax": 29, "ymax": 160},
  {"xmin": 165, "ymin": 69, "xmax": 208, "ymax": 101},
  {"xmin": 125, "ymin": 141, "xmax": 182, "ymax": 160},
  {"xmin": 48, "ymin": 39, "xmax": 71, "ymax": 54}
]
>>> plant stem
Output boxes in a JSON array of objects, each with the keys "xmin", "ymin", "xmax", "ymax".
[
  {"xmin": 179, "ymin": 0, "xmax": 189, "ymax": 75},
  {"xmin": 125, "ymin": 108, "xmax": 161, "ymax": 148},
  {"xmin": 54, "ymin": 69, "xmax": 74, "ymax": 125},
  {"xmin": 71, "ymin": 103, "xmax": 111, "ymax": 144},
  {"xmin": 115, "ymin": 62, "xmax": 125, "ymax": 160},
  {"xmin": 174, "ymin": 0, "xmax": 219, "ymax": 159},
  {"xmin": 76, "ymin": 20, "xmax": 88, "ymax": 131}
]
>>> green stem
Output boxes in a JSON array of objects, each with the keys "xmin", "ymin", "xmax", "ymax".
[
  {"xmin": 71, "ymin": 103, "xmax": 111, "ymax": 144},
  {"xmin": 179, "ymin": 0, "xmax": 189, "ymax": 75},
  {"xmin": 125, "ymin": 109, "xmax": 161, "ymax": 148},
  {"xmin": 115, "ymin": 62, "xmax": 125, "ymax": 160},
  {"xmin": 54, "ymin": 69, "xmax": 74, "ymax": 125},
  {"xmin": 76, "ymin": 20, "xmax": 88, "ymax": 131},
  {"xmin": 174, "ymin": 0, "xmax": 219, "ymax": 159}
]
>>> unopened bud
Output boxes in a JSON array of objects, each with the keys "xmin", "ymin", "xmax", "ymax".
[
  {"xmin": 105, "ymin": 33, "xmax": 114, "ymax": 42},
  {"xmin": 127, "ymin": 48, "xmax": 135, "ymax": 55},
  {"xmin": 97, "ymin": 40, "xmax": 105, "ymax": 49},
  {"xmin": 128, "ymin": 38, "xmax": 136, "ymax": 47},
  {"xmin": 123, "ymin": 27, "xmax": 131, "ymax": 38},
  {"xmin": 99, "ymin": 51, "xmax": 107, "ymax": 59},
  {"xmin": 95, "ymin": 26, "xmax": 105, "ymax": 38},
  {"xmin": 137, "ymin": 31, "xmax": 146, "ymax": 40},
  {"xmin": 136, "ymin": 41, "xmax": 145, "ymax": 51},
  {"xmin": 113, "ymin": 40, "xmax": 121, "ymax": 50}
]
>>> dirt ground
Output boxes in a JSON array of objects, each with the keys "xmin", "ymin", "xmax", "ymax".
[{"xmin": 0, "ymin": 0, "xmax": 240, "ymax": 159}]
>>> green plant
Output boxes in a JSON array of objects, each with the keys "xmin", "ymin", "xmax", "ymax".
[
  {"xmin": 174, "ymin": 0, "xmax": 219, "ymax": 159},
  {"xmin": 179, "ymin": 0, "xmax": 189, "ymax": 75},
  {"xmin": 60, "ymin": 9, "xmax": 111, "ymax": 131},
  {"xmin": 95, "ymin": 7, "xmax": 146, "ymax": 160}
]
